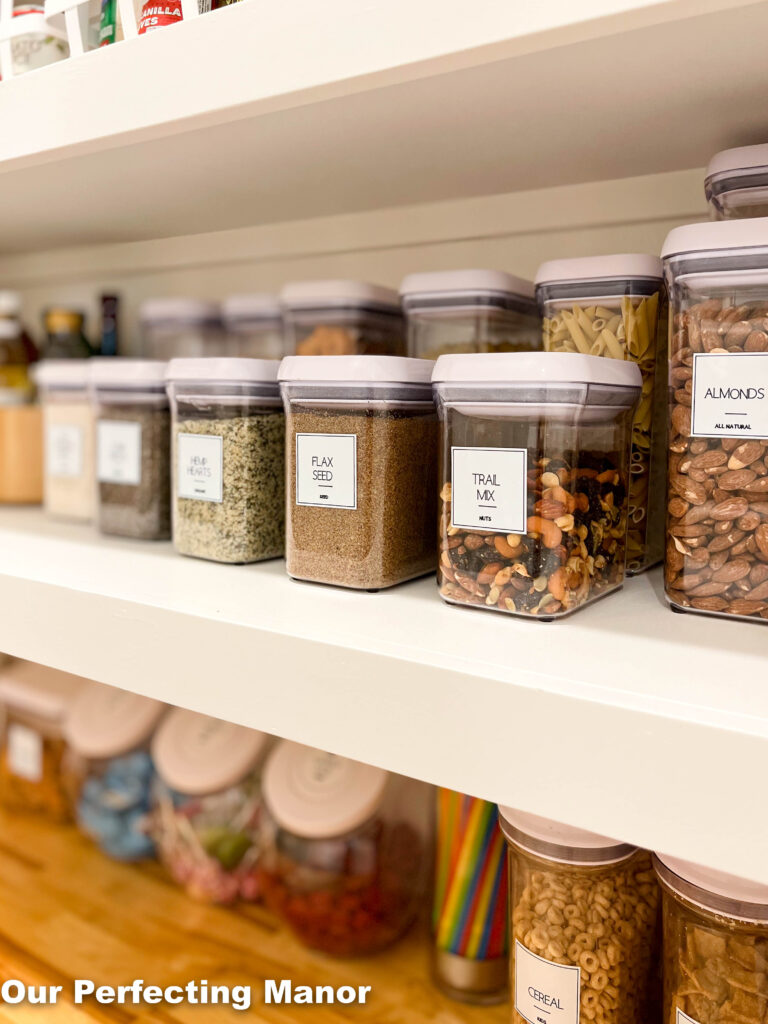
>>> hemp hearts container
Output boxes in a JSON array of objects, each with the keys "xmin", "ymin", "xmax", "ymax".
[
  {"xmin": 150, "ymin": 709, "xmax": 270, "ymax": 904},
  {"xmin": 260, "ymin": 741, "xmax": 429, "ymax": 957},
  {"xmin": 167, "ymin": 358, "xmax": 285, "ymax": 564},
  {"xmin": 536, "ymin": 255, "xmax": 666, "ymax": 574},
  {"xmin": 654, "ymin": 855, "xmax": 768, "ymax": 1024},
  {"xmin": 433, "ymin": 353, "xmax": 641, "ymax": 619},
  {"xmin": 280, "ymin": 355, "xmax": 438, "ymax": 590},
  {"xmin": 281, "ymin": 280, "xmax": 406, "ymax": 356},
  {"xmin": 706, "ymin": 145, "xmax": 768, "ymax": 220},
  {"xmin": 499, "ymin": 809, "xmax": 660, "ymax": 1024},
  {"xmin": 663, "ymin": 220, "xmax": 768, "ymax": 622},
  {"xmin": 140, "ymin": 299, "xmax": 223, "ymax": 360},
  {"xmin": 91, "ymin": 359, "xmax": 171, "ymax": 540},
  {"xmin": 37, "ymin": 360, "xmax": 95, "ymax": 522},
  {"xmin": 401, "ymin": 269, "xmax": 540, "ymax": 359},
  {"xmin": 222, "ymin": 294, "xmax": 284, "ymax": 358}
]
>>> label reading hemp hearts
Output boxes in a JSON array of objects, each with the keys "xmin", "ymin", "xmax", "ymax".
[{"xmin": 177, "ymin": 433, "xmax": 223, "ymax": 503}]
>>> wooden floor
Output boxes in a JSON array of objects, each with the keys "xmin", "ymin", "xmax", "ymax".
[{"xmin": 0, "ymin": 810, "xmax": 509, "ymax": 1023}]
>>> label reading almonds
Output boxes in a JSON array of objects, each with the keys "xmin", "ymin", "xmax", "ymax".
[
  {"xmin": 177, "ymin": 433, "xmax": 223, "ymax": 503},
  {"xmin": 451, "ymin": 446, "xmax": 527, "ymax": 534},
  {"xmin": 46, "ymin": 423, "xmax": 84, "ymax": 479},
  {"xmin": 514, "ymin": 942, "xmax": 581, "ymax": 1024},
  {"xmin": 691, "ymin": 352, "xmax": 768, "ymax": 438},
  {"xmin": 295, "ymin": 433, "xmax": 357, "ymax": 510},
  {"xmin": 7, "ymin": 724, "xmax": 43, "ymax": 782},
  {"xmin": 97, "ymin": 420, "xmax": 142, "ymax": 485},
  {"xmin": 677, "ymin": 1010, "xmax": 701, "ymax": 1024}
]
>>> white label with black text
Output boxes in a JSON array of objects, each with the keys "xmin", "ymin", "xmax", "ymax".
[
  {"xmin": 451, "ymin": 446, "xmax": 527, "ymax": 533},
  {"xmin": 691, "ymin": 352, "xmax": 768, "ymax": 438},
  {"xmin": 177, "ymin": 433, "xmax": 223, "ymax": 502},
  {"xmin": 677, "ymin": 1011, "xmax": 701, "ymax": 1024},
  {"xmin": 514, "ymin": 942, "xmax": 581, "ymax": 1024},
  {"xmin": 97, "ymin": 420, "xmax": 142, "ymax": 485},
  {"xmin": 46, "ymin": 423, "xmax": 84, "ymax": 478},
  {"xmin": 7, "ymin": 724, "xmax": 43, "ymax": 782},
  {"xmin": 296, "ymin": 433, "xmax": 357, "ymax": 510}
]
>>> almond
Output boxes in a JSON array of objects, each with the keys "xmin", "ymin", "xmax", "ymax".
[
  {"xmin": 748, "ymin": 579, "xmax": 768, "ymax": 601},
  {"xmin": 690, "ymin": 596, "xmax": 729, "ymax": 612},
  {"xmin": 668, "ymin": 497, "xmax": 690, "ymax": 518},
  {"xmin": 709, "ymin": 529, "xmax": 746, "ymax": 552},
  {"xmin": 728, "ymin": 599, "xmax": 767, "ymax": 616},
  {"xmin": 680, "ymin": 501, "xmax": 714, "ymax": 526},
  {"xmin": 744, "ymin": 476, "xmax": 768, "ymax": 493},
  {"xmin": 755, "ymin": 524, "xmax": 768, "ymax": 558},
  {"xmin": 671, "ymin": 404, "xmax": 692, "ymax": 437},
  {"xmin": 718, "ymin": 469, "xmax": 757, "ymax": 491},
  {"xmin": 671, "ymin": 475, "xmax": 707, "ymax": 506},
  {"xmin": 737, "ymin": 511, "xmax": 761, "ymax": 532},
  {"xmin": 728, "ymin": 440, "xmax": 764, "ymax": 469},
  {"xmin": 711, "ymin": 558, "xmax": 751, "ymax": 583},
  {"xmin": 688, "ymin": 580, "xmax": 730, "ymax": 596},
  {"xmin": 745, "ymin": 330, "xmax": 768, "ymax": 351},
  {"xmin": 534, "ymin": 499, "xmax": 566, "ymax": 520},
  {"xmin": 711, "ymin": 497, "xmax": 749, "ymax": 521},
  {"xmin": 691, "ymin": 450, "xmax": 727, "ymax": 470}
]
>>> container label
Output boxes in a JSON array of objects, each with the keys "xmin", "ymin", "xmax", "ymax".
[
  {"xmin": 7, "ymin": 724, "xmax": 43, "ymax": 782},
  {"xmin": 677, "ymin": 1011, "xmax": 701, "ymax": 1024},
  {"xmin": 177, "ymin": 433, "xmax": 223, "ymax": 503},
  {"xmin": 295, "ymin": 433, "xmax": 357, "ymax": 510},
  {"xmin": 97, "ymin": 420, "xmax": 142, "ymax": 485},
  {"xmin": 46, "ymin": 423, "xmax": 84, "ymax": 479},
  {"xmin": 514, "ymin": 942, "xmax": 581, "ymax": 1024},
  {"xmin": 691, "ymin": 352, "xmax": 768, "ymax": 438},
  {"xmin": 451, "ymin": 446, "xmax": 528, "ymax": 533}
]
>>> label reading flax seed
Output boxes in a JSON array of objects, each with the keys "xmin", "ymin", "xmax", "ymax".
[
  {"xmin": 177, "ymin": 433, "xmax": 223, "ymax": 503},
  {"xmin": 296, "ymin": 433, "xmax": 357, "ymax": 510},
  {"xmin": 514, "ymin": 942, "xmax": 580, "ymax": 1024},
  {"xmin": 451, "ymin": 446, "xmax": 527, "ymax": 533}
]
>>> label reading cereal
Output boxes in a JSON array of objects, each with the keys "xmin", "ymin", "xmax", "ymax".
[
  {"xmin": 691, "ymin": 352, "xmax": 768, "ymax": 438},
  {"xmin": 7, "ymin": 724, "xmax": 43, "ymax": 782},
  {"xmin": 177, "ymin": 433, "xmax": 223, "ymax": 503},
  {"xmin": 451, "ymin": 446, "xmax": 527, "ymax": 534},
  {"xmin": 514, "ymin": 942, "xmax": 581, "ymax": 1024},
  {"xmin": 295, "ymin": 433, "xmax": 357, "ymax": 510}
]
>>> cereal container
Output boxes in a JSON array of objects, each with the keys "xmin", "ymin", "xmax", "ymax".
[
  {"xmin": 654, "ymin": 854, "xmax": 768, "ymax": 1024},
  {"xmin": 167, "ymin": 358, "xmax": 284, "ymax": 564},
  {"xmin": 281, "ymin": 280, "xmax": 406, "ymax": 356},
  {"xmin": 400, "ymin": 269, "xmax": 540, "ymax": 359},
  {"xmin": 149, "ymin": 709, "xmax": 270, "ymax": 904},
  {"xmin": 64, "ymin": 683, "xmax": 165, "ymax": 861},
  {"xmin": 37, "ymin": 360, "xmax": 95, "ymax": 522},
  {"xmin": 260, "ymin": 740, "xmax": 429, "ymax": 957},
  {"xmin": 279, "ymin": 355, "xmax": 438, "ymax": 590},
  {"xmin": 706, "ymin": 145, "xmax": 768, "ymax": 220},
  {"xmin": 499, "ymin": 808, "xmax": 660, "ymax": 1024},
  {"xmin": 663, "ymin": 219, "xmax": 768, "ymax": 622},
  {"xmin": 432, "ymin": 352, "xmax": 641, "ymax": 619},
  {"xmin": 536, "ymin": 255, "xmax": 666, "ymax": 574},
  {"xmin": 222, "ymin": 294, "xmax": 283, "ymax": 358},
  {"xmin": 140, "ymin": 299, "xmax": 224, "ymax": 360}
]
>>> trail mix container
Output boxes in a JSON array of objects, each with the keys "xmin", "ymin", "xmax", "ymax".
[
  {"xmin": 536, "ymin": 255, "xmax": 666, "ymax": 574},
  {"xmin": 91, "ymin": 359, "xmax": 171, "ymax": 540},
  {"xmin": 37, "ymin": 360, "xmax": 95, "ymax": 522},
  {"xmin": 140, "ymin": 299, "xmax": 223, "ymax": 360},
  {"xmin": 662, "ymin": 220, "xmax": 768, "ymax": 622},
  {"xmin": 279, "ymin": 355, "xmax": 438, "ymax": 590},
  {"xmin": 499, "ymin": 809, "xmax": 660, "ymax": 1024},
  {"xmin": 260, "ymin": 741, "xmax": 429, "ymax": 957},
  {"xmin": 706, "ymin": 145, "xmax": 768, "ymax": 220},
  {"xmin": 64, "ymin": 684, "xmax": 165, "ymax": 861},
  {"xmin": 400, "ymin": 269, "xmax": 540, "ymax": 359},
  {"xmin": 150, "ymin": 709, "xmax": 270, "ymax": 904},
  {"xmin": 167, "ymin": 358, "xmax": 284, "ymax": 564},
  {"xmin": 432, "ymin": 353, "xmax": 641, "ymax": 619},
  {"xmin": 654, "ymin": 855, "xmax": 768, "ymax": 1024},
  {"xmin": 281, "ymin": 280, "xmax": 406, "ymax": 356},
  {"xmin": 222, "ymin": 294, "xmax": 283, "ymax": 358}
]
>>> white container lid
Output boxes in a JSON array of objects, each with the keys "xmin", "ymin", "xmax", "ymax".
[
  {"xmin": 279, "ymin": 354, "xmax": 432, "ymax": 384},
  {"xmin": 166, "ymin": 357, "xmax": 279, "ymax": 383},
  {"xmin": 498, "ymin": 807, "xmax": 637, "ymax": 865},
  {"xmin": 535, "ymin": 254, "xmax": 663, "ymax": 286},
  {"xmin": 0, "ymin": 660, "xmax": 86, "ymax": 722},
  {"xmin": 400, "ymin": 269, "xmax": 536, "ymax": 301},
  {"xmin": 706, "ymin": 144, "xmax": 768, "ymax": 181},
  {"xmin": 662, "ymin": 218, "xmax": 768, "ymax": 259},
  {"xmin": 0, "ymin": 292, "xmax": 21, "ymax": 317},
  {"xmin": 0, "ymin": 321, "xmax": 20, "ymax": 340},
  {"xmin": 280, "ymin": 280, "xmax": 400, "ymax": 312},
  {"xmin": 432, "ymin": 351, "xmax": 641, "ymax": 390},
  {"xmin": 655, "ymin": 853, "xmax": 768, "ymax": 919},
  {"xmin": 35, "ymin": 359, "xmax": 90, "ymax": 390},
  {"xmin": 222, "ymin": 294, "xmax": 282, "ymax": 322},
  {"xmin": 152, "ymin": 708, "xmax": 268, "ymax": 796},
  {"xmin": 89, "ymin": 358, "xmax": 168, "ymax": 387},
  {"xmin": 139, "ymin": 299, "xmax": 220, "ymax": 325},
  {"xmin": 65, "ymin": 683, "xmax": 165, "ymax": 760},
  {"xmin": 263, "ymin": 741, "xmax": 388, "ymax": 839}
]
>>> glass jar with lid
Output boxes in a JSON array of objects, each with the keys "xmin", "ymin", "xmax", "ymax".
[
  {"xmin": 42, "ymin": 309, "xmax": 93, "ymax": 359},
  {"xmin": 140, "ymin": 299, "xmax": 223, "ymax": 360},
  {"xmin": 0, "ymin": 316, "xmax": 34, "ymax": 404},
  {"xmin": 37, "ymin": 360, "xmax": 95, "ymax": 522},
  {"xmin": 0, "ymin": 291, "xmax": 37, "ymax": 365},
  {"xmin": 706, "ymin": 145, "xmax": 768, "ymax": 220},
  {"xmin": 222, "ymin": 294, "xmax": 284, "ymax": 358},
  {"xmin": 281, "ymin": 280, "xmax": 405, "ymax": 356}
]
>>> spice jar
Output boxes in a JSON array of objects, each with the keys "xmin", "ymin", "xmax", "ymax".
[
  {"xmin": 706, "ymin": 145, "xmax": 768, "ymax": 220},
  {"xmin": 37, "ymin": 360, "xmax": 95, "ymax": 522},
  {"xmin": 662, "ymin": 219, "xmax": 768, "ymax": 622},
  {"xmin": 222, "ymin": 295, "xmax": 283, "ymax": 358},
  {"xmin": 279, "ymin": 355, "xmax": 438, "ymax": 590},
  {"xmin": 90, "ymin": 359, "xmax": 171, "ymax": 540},
  {"xmin": 654, "ymin": 855, "xmax": 768, "ymax": 1024},
  {"xmin": 536, "ymin": 255, "xmax": 666, "ymax": 575},
  {"xmin": 499, "ymin": 808, "xmax": 660, "ymax": 1024},
  {"xmin": 149, "ymin": 709, "xmax": 270, "ymax": 904},
  {"xmin": 432, "ymin": 352, "xmax": 641, "ymax": 619},
  {"xmin": 167, "ymin": 358, "xmax": 284, "ymax": 564},
  {"xmin": 64, "ymin": 683, "xmax": 165, "ymax": 861},
  {"xmin": 260, "ymin": 740, "xmax": 429, "ymax": 957},
  {"xmin": 281, "ymin": 280, "xmax": 405, "ymax": 356},
  {"xmin": 400, "ymin": 269, "xmax": 540, "ymax": 359},
  {"xmin": 6, "ymin": 6, "xmax": 68, "ymax": 76},
  {"xmin": 140, "ymin": 299, "xmax": 223, "ymax": 360}
]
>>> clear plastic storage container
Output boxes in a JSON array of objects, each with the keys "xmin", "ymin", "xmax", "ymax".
[
  {"xmin": 140, "ymin": 299, "xmax": 223, "ymax": 360},
  {"xmin": 0, "ymin": 405, "xmax": 43, "ymax": 504},
  {"xmin": 654, "ymin": 855, "xmax": 768, "ymax": 1024},
  {"xmin": 222, "ymin": 294, "xmax": 283, "ymax": 358},
  {"xmin": 91, "ymin": 359, "xmax": 171, "ymax": 540},
  {"xmin": 279, "ymin": 355, "xmax": 438, "ymax": 589},
  {"xmin": 706, "ymin": 145, "xmax": 768, "ymax": 220},
  {"xmin": 281, "ymin": 280, "xmax": 405, "ymax": 356},
  {"xmin": 260, "ymin": 740, "xmax": 429, "ymax": 957},
  {"xmin": 499, "ymin": 808, "xmax": 660, "ymax": 1024},
  {"xmin": 37, "ymin": 360, "xmax": 95, "ymax": 522},
  {"xmin": 432, "ymin": 352, "xmax": 641, "ymax": 619},
  {"xmin": 167, "ymin": 358, "xmax": 284, "ymax": 564},
  {"xmin": 662, "ymin": 219, "xmax": 768, "ymax": 623},
  {"xmin": 150, "ymin": 709, "xmax": 270, "ymax": 904},
  {"xmin": 400, "ymin": 269, "xmax": 540, "ymax": 359},
  {"xmin": 64, "ymin": 683, "xmax": 165, "ymax": 861},
  {"xmin": 536, "ymin": 255, "xmax": 666, "ymax": 575}
]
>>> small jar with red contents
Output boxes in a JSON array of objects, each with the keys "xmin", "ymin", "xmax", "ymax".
[{"xmin": 260, "ymin": 741, "xmax": 429, "ymax": 957}]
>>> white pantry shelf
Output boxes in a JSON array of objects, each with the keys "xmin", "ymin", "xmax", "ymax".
[{"xmin": 0, "ymin": 508, "xmax": 766, "ymax": 883}]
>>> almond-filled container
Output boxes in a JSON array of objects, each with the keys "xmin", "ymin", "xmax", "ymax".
[
  {"xmin": 279, "ymin": 355, "xmax": 438, "ymax": 590},
  {"xmin": 37, "ymin": 359, "xmax": 95, "ymax": 522},
  {"xmin": 432, "ymin": 352, "xmax": 640, "ymax": 619},
  {"xmin": 281, "ymin": 280, "xmax": 406, "ymax": 356},
  {"xmin": 706, "ymin": 144, "xmax": 768, "ymax": 220}
]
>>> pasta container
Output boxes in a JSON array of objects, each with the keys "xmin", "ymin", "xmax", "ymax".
[
  {"xmin": 260, "ymin": 740, "xmax": 429, "ymax": 957},
  {"xmin": 279, "ymin": 355, "xmax": 438, "ymax": 590},
  {"xmin": 536, "ymin": 255, "xmax": 666, "ymax": 574},
  {"xmin": 706, "ymin": 145, "xmax": 768, "ymax": 220},
  {"xmin": 400, "ymin": 269, "xmax": 540, "ymax": 359},
  {"xmin": 37, "ymin": 359, "xmax": 95, "ymax": 522},
  {"xmin": 149, "ymin": 708, "xmax": 270, "ymax": 904},
  {"xmin": 222, "ymin": 294, "xmax": 284, "ymax": 359},
  {"xmin": 499, "ymin": 808, "xmax": 660, "ymax": 1024},
  {"xmin": 662, "ymin": 219, "xmax": 768, "ymax": 623},
  {"xmin": 0, "ymin": 404, "xmax": 42, "ymax": 504},
  {"xmin": 167, "ymin": 358, "xmax": 284, "ymax": 564},
  {"xmin": 281, "ymin": 280, "xmax": 406, "ymax": 356},
  {"xmin": 432, "ymin": 352, "xmax": 641, "ymax": 619},
  {"xmin": 140, "ymin": 299, "xmax": 224, "ymax": 360}
]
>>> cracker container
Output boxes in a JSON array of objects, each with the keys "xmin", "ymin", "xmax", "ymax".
[
  {"xmin": 140, "ymin": 300, "xmax": 224, "ymax": 360},
  {"xmin": 281, "ymin": 280, "xmax": 406, "ymax": 356},
  {"xmin": 222, "ymin": 295, "xmax": 284, "ymax": 358},
  {"xmin": 37, "ymin": 359, "xmax": 95, "ymax": 522},
  {"xmin": 706, "ymin": 145, "xmax": 768, "ymax": 220}
]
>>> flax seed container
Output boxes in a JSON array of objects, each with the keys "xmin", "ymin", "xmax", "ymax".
[
  {"xmin": 281, "ymin": 280, "xmax": 406, "ymax": 356},
  {"xmin": 706, "ymin": 145, "xmax": 768, "ymax": 220}
]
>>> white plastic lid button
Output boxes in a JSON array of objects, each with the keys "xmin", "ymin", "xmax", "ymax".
[
  {"xmin": 498, "ymin": 807, "xmax": 637, "ymax": 865},
  {"xmin": 166, "ymin": 357, "xmax": 280, "ymax": 384},
  {"xmin": 431, "ymin": 351, "xmax": 641, "ymax": 391},
  {"xmin": 65, "ymin": 682, "xmax": 166, "ymax": 761},
  {"xmin": 280, "ymin": 280, "xmax": 400, "ymax": 312},
  {"xmin": 655, "ymin": 854, "xmax": 768, "ymax": 917},
  {"xmin": 534, "ymin": 254, "xmax": 662, "ymax": 286},
  {"xmin": 399, "ymin": 269, "xmax": 535, "ymax": 301},
  {"xmin": 278, "ymin": 354, "xmax": 432, "ymax": 385}
]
